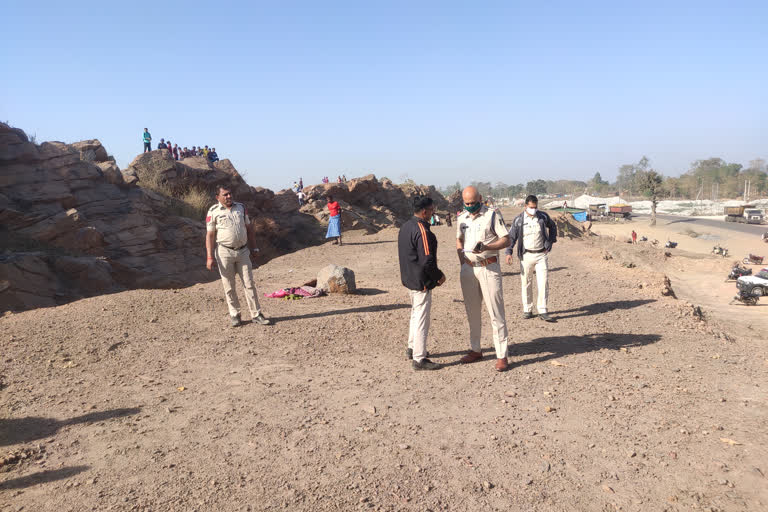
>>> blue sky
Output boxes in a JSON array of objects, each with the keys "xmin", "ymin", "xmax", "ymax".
[{"xmin": 3, "ymin": 1, "xmax": 766, "ymax": 191}]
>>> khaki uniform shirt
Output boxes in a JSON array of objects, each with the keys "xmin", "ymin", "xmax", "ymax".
[
  {"xmin": 206, "ymin": 202, "xmax": 250, "ymax": 248},
  {"xmin": 523, "ymin": 213, "xmax": 545, "ymax": 251},
  {"xmin": 457, "ymin": 206, "xmax": 509, "ymax": 263}
]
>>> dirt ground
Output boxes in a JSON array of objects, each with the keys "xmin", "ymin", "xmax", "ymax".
[
  {"xmin": 588, "ymin": 216, "xmax": 768, "ymax": 338},
  {"xmin": 2, "ymin": 223, "xmax": 767, "ymax": 511}
]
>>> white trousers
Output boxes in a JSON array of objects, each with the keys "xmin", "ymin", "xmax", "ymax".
[
  {"xmin": 407, "ymin": 289, "xmax": 432, "ymax": 362},
  {"xmin": 215, "ymin": 245, "xmax": 262, "ymax": 318},
  {"xmin": 459, "ymin": 262, "xmax": 508, "ymax": 359},
  {"xmin": 520, "ymin": 251, "xmax": 548, "ymax": 313}
]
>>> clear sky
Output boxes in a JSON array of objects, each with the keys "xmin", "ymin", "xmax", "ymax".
[{"xmin": 3, "ymin": 1, "xmax": 766, "ymax": 191}]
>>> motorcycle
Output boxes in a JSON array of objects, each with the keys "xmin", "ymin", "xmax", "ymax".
[
  {"xmin": 665, "ymin": 240, "xmax": 678, "ymax": 249},
  {"xmin": 732, "ymin": 289, "xmax": 760, "ymax": 306},
  {"xmin": 726, "ymin": 263, "xmax": 752, "ymax": 282},
  {"xmin": 743, "ymin": 254, "xmax": 765, "ymax": 265},
  {"xmin": 712, "ymin": 244, "xmax": 729, "ymax": 258}
]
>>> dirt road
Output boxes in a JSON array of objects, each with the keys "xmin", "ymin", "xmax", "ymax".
[{"xmin": 2, "ymin": 226, "xmax": 766, "ymax": 511}]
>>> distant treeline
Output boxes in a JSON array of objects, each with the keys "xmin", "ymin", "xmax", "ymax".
[{"xmin": 439, "ymin": 157, "xmax": 767, "ymax": 201}]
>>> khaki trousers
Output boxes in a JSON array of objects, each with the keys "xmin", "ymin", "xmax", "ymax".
[
  {"xmin": 407, "ymin": 289, "xmax": 432, "ymax": 362},
  {"xmin": 459, "ymin": 262, "xmax": 508, "ymax": 359},
  {"xmin": 215, "ymin": 245, "xmax": 262, "ymax": 319},
  {"xmin": 520, "ymin": 251, "xmax": 548, "ymax": 313}
]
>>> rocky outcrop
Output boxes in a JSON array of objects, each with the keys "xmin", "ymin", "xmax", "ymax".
[
  {"xmin": 121, "ymin": 150, "xmax": 323, "ymax": 261},
  {"xmin": 0, "ymin": 124, "xmax": 210, "ymax": 310},
  {"xmin": 300, "ymin": 175, "xmax": 450, "ymax": 232},
  {"xmin": 0, "ymin": 122, "xmax": 449, "ymax": 311}
]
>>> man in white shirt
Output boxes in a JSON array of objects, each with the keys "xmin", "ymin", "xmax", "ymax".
[{"xmin": 505, "ymin": 195, "xmax": 558, "ymax": 322}]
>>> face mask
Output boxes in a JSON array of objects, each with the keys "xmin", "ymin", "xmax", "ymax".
[
  {"xmin": 464, "ymin": 203, "xmax": 482, "ymax": 214},
  {"xmin": 526, "ymin": 207, "xmax": 537, "ymax": 216}
]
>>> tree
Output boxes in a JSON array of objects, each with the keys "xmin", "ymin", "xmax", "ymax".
[
  {"xmin": 525, "ymin": 179, "xmax": 547, "ymax": 196},
  {"xmin": 590, "ymin": 172, "xmax": 609, "ymax": 194},
  {"xmin": 637, "ymin": 170, "xmax": 663, "ymax": 226}
]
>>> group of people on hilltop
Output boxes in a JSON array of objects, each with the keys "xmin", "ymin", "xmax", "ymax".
[
  {"xmin": 142, "ymin": 128, "xmax": 219, "ymax": 163},
  {"xmin": 320, "ymin": 175, "xmax": 347, "ymax": 184}
]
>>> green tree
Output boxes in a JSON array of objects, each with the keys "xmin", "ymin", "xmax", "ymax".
[
  {"xmin": 526, "ymin": 179, "xmax": 547, "ymax": 196},
  {"xmin": 637, "ymin": 170, "xmax": 664, "ymax": 226}
]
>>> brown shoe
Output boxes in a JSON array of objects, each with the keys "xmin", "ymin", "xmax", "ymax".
[
  {"xmin": 459, "ymin": 351, "xmax": 483, "ymax": 364},
  {"xmin": 495, "ymin": 358, "xmax": 509, "ymax": 372}
]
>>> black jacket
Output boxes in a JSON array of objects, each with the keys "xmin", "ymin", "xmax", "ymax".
[
  {"xmin": 505, "ymin": 210, "xmax": 557, "ymax": 259},
  {"xmin": 398, "ymin": 217, "xmax": 444, "ymax": 291}
]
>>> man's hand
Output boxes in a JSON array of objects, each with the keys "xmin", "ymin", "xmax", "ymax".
[
  {"xmin": 437, "ymin": 275, "xmax": 446, "ymax": 286},
  {"xmin": 206, "ymin": 257, "xmax": 215, "ymax": 270},
  {"xmin": 505, "ymin": 254, "xmax": 514, "ymax": 265}
]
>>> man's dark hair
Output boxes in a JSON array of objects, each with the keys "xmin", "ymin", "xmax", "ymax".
[
  {"xmin": 327, "ymin": 194, "xmax": 333, "ymax": 201},
  {"xmin": 217, "ymin": 186, "xmax": 231, "ymax": 196},
  {"xmin": 144, "ymin": 127, "xmax": 148, "ymax": 130},
  {"xmin": 413, "ymin": 195, "xmax": 434, "ymax": 213},
  {"xmin": 525, "ymin": 195, "xmax": 538, "ymax": 205}
]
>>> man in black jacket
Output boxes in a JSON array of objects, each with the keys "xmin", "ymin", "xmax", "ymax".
[
  {"xmin": 505, "ymin": 195, "xmax": 558, "ymax": 322},
  {"xmin": 398, "ymin": 196, "xmax": 446, "ymax": 370}
]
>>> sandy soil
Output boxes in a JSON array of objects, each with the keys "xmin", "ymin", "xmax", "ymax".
[
  {"xmin": 1, "ymin": 225, "xmax": 767, "ymax": 511},
  {"xmin": 588, "ymin": 216, "xmax": 768, "ymax": 337}
]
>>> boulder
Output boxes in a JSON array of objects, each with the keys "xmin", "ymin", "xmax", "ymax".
[
  {"xmin": 96, "ymin": 160, "xmax": 124, "ymax": 186},
  {"xmin": 71, "ymin": 139, "xmax": 109, "ymax": 162},
  {"xmin": 316, "ymin": 264, "xmax": 356, "ymax": 294}
]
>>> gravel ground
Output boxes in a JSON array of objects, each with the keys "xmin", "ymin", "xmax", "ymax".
[{"xmin": 1, "ymin": 226, "xmax": 766, "ymax": 511}]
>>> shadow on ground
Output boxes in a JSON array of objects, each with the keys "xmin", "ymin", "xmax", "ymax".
[
  {"xmin": 273, "ymin": 303, "xmax": 409, "ymax": 322},
  {"xmin": 356, "ymin": 288, "xmax": 389, "ymax": 296},
  {"xmin": 0, "ymin": 407, "xmax": 141, "ymax": 446},
  {"xmin": 343, "ymin": 240, "xmax": 396, "ymax": 246},
  {"xmin": 431, "ymin": 332, "xmax": 661, "ymax": 368},
  {"xmin": 0, "ymin": 466, "xmax": 90, "ymax": 490},
  {"xmin": 554, "ymin": 299, "xmax": 656, "ymax": 320}
]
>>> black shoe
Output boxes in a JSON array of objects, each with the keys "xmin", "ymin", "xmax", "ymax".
[
  {"xmin": 539, "ymin": 313, "xmax": 556, "ymax": 323},
  {"xmin": 252, "ymin": 313, "xmax": 271, "ymax": 325},
  {"xmin": 230, "ymin": 314, "xmax": 242, "ymax": 327},
  {"xmin": 412, "ymin": 358, "xmax": 442, "ymax": 371},
  {"xmin": 523, "ymin": 312, "xmax": 534, "ymax": 319}
]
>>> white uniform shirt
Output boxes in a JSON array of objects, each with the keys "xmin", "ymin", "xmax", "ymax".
[
  {"xmin": 523, "ymin": 213, "xmax": 545, "ymax": 251},
  {"xmin": 206, "ymin": 202, "xmax": 250, "ymax": 248},
  {"xmin": 457, "ymin": 206, "xmax": 509, "ymax": 263}
]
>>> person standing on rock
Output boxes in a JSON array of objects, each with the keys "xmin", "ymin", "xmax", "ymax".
[
  {"xmin": 157, "ymin": 138, "xmax": 167, "ymax": 150},
  {"xmin": 143, "ymin": 128, "xmax": 152, "ymax": 153},
  {"xmin": 205, "ymin": 186, "xmax": 271, "ymax": 327},
  {"xmin": 456, "ymin": 186, "xmax": 511, "ymax": 372},
  {"xmin": 172, "ymin": 144, "xmax": 179, "ymax": 161},
  {"xmin": 505, "ymin": 195, "xmax": 557, "ymax": 323},
  {"xmin": 398, "ymin": 196, "xmax": 446, "ymax": 371},
  {"xmin": 326, "ymin": 195, "xmax": 343, "ymax": 246}
]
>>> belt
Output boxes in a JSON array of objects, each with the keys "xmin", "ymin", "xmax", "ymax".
[
  {"xmin": 525, "ymin": 248, "xmax": 546, "ymax": 253},
  {"xmin": 468, "ymin": 256, "xmax": 497, "ymax": 267},
  {"xmin": 220, "ymin": 243, "xmax": 247, "ymax": 251}
]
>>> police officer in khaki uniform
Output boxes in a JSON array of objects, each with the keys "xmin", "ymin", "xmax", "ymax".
[
  {"xmin": 456, "ymin": 186, "xmax": 511, "ymax": 372},
  {"xmin": 205, "ymin": 186, "xmax": 271, "ymax": 327},
  {"xmin": 505, "ymin": 194, "xmax": 557, "ymax": 322}
]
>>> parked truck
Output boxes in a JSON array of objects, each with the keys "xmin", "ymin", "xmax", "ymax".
[
  {"xmin": 724, "ymin": 205, "xmax": 764, "ymax": 224},
  {"xmin": 608, "ymin": 204, "xmax": 632, "ymax": 219}
]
